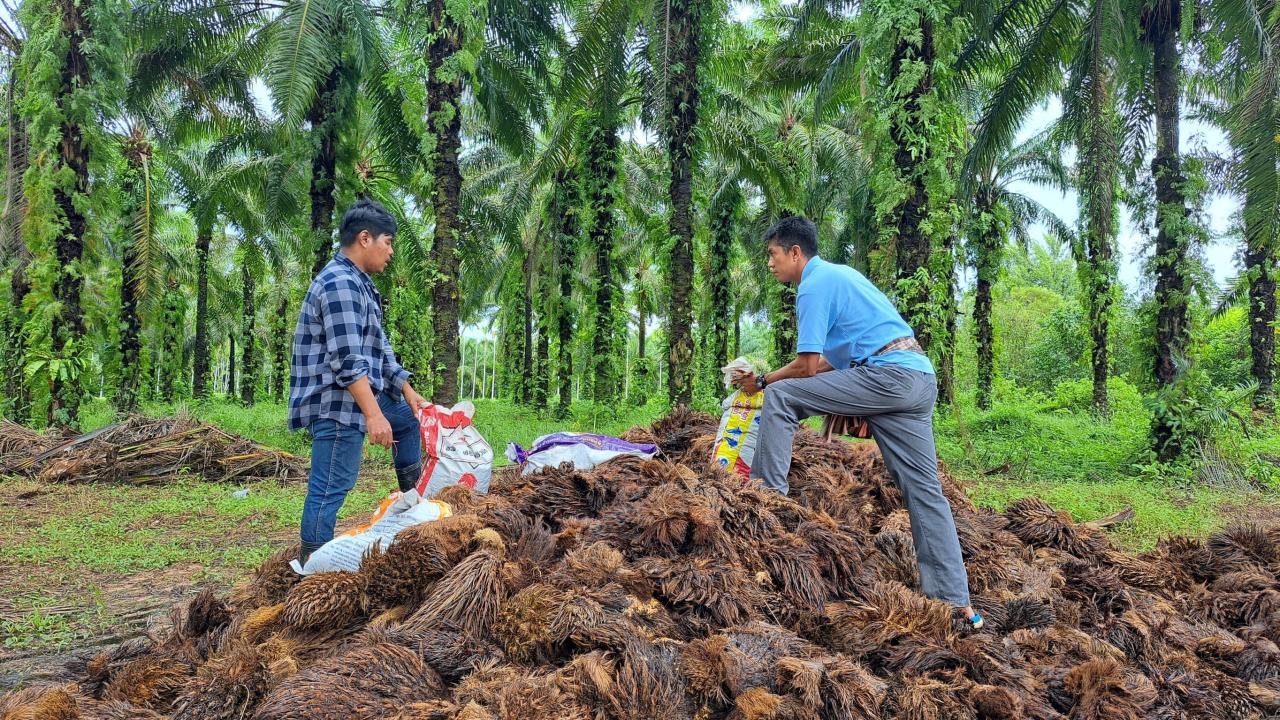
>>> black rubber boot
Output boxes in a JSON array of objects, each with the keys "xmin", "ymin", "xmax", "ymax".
[
  {"xmin": 396, "ymin": 460, "xmax": 423, "ymax": 494},
  {"xmin": 296, "ymin": 541, "xmax": 324, "ymax": 573}
]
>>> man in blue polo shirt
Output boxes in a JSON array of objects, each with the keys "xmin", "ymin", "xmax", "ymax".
[{"xmin": 734, "ymin": 215, "xmax": 980, "ymax": 629}]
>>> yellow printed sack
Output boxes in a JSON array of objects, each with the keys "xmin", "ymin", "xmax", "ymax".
[{"xmin": 713, "ymin": 390, "xmax": 764, "ymax": 479}]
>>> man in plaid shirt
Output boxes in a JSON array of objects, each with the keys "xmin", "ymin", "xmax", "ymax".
[{"xmin": 289, "ymin": 198, "xmax": 429, "ymax": 567}]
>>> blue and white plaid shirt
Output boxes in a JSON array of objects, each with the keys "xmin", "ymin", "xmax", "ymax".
[{"xmin": 288, "ymin": 253, "xmax": 410, "ymax": 432}]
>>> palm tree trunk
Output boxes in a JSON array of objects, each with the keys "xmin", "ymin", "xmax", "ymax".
[
  {"xmin": 534, "ymin": 320, "xmax": 549, "ymax": 410},
  {"xmin": 226, "ymin": 334, "xmax": 235, "ymax": 397},
  {"xmin": 159, "ymin": 284, "xmax": 183, "ymax": 403},
  {"xmin": 522, "ymin": 251, "xmax": 534, "ymax": 405},
  {"xmin": 240, "ymin": 262, "xmax": 256, "ymax": 406},
  {"xmin": 633, "ymin": 278, "xmax": 649, "ymax": 407},
  {"xmin": 272, "ymin": 292, "xmax": 289, "ymax": 401},
  {"xmin": 1246, "ymin": 214, "xmax": 1275, "ymax": 411},
  {"xmin": 49, "ymin": 0, "xmax": 92, "ymax": 425},
  {"xmin": 974, "ymin": 236, "xmax": 996, "ymax": 410},
  {"xmin": 708, "ymin": 186, "xmax": 737, "ymax": 388},
  {"xmin": 585, "ymin": 118, "xmax": 622, "ymax": 405},
  {"xmin": 192, "ymin": 222, "xmax": 213, "ymax": 397},
  {"xmin": 118, "ymin": 243, "xmax": 142, "ymax": 411},
  {"xmin": 426, "ymin": 0, "xmax": 464, "ymax": 406},
  {"xmin": 1077, "ymin": 6, "xmax": 1118, "ymax": 415},
  {"xmin": 890, "ymin": 16, "xmax": 937, "ymax": 352},
  {"xmin": 733, "ymin": 305, "xmax": 741, "ymax": 358},
  {"xmin": 309, "ymin": 66, "xmax": 343, "ymax": 277},
  {"xmin": 117, "ymin": 130, "xmax": 150, "ymax": 413},
  {"xmin": 2, "ymin": 65, "xmax": 29, "ymax": 421},
  {"xmin": 666, "ymin": 0, "xmax": 707, "ymax": 408},
  {"xmin": 552, "ymin": 173, "xmax": 579, "ymax": 419},
  {"xmin": 772, "ymin": 284, "xmax": 798, "ymax": 369},
  {"xmin": 1146, "ymin": 1, "xmax": 1189, "ymax": 459},
  {"xmin": 937, "ymin": 233, "xmax": 957, "ymax": 405},
  {"xmin": 4, "ymin": 258, "xmax": 30, "ymax": 421}
]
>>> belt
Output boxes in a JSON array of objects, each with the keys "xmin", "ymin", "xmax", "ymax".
[
  {"xmin": 874, "ymin": 335, "xmax": 924, "ymax": 356},
  {"xmin": 853, "ymin": 336, "xmax": 923, "ymax": 367}
]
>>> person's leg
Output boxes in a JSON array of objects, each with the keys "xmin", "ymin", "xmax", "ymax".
[
  {"xmin": 750, "ymin": 365, "xmax": 920, "ymax": 495},
  {"xmin": 377, "ymin": 393, "xmax": 422, "ymax": 492},
  {"xmin": 299, "ymin": 419, "xmax": 364, "ymax": 563},
  {"xmin": 868, "ymin": 371, "xmax": 974, "ymax": 613}
]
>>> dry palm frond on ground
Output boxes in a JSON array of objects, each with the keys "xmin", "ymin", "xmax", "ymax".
[
  {"xmin": 1, "ymin": 414, "xmax": 305, "ymax": 484},
  {"xmin": 5, "ymin": 410, "xmax": 1280, "ymax": 719}
]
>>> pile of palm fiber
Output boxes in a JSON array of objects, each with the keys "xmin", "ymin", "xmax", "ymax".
[
  {"xmin": 0, "ymin": 420, "xmax": 76, "ymax": 473},
  {"xmin": 1, "ymin": 413, "xmax": 305, "ymax": 485},
  {"xmin": 5, "ymin": 408, "xmax": 1280, "ymax": 719}
]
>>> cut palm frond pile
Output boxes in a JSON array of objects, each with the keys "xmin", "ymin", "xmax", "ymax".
[
  {"xmin": 0, "ymin": 414, "xmax": 305, "ymax": 484},
  {"xmin": 5, "ymin": 409, "xmax": 1279, "ymax": 719}
]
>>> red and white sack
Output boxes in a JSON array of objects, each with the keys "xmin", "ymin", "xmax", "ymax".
[{"xmin": 415, "ymin": 400, "xmax": 493, "ymax": 499}]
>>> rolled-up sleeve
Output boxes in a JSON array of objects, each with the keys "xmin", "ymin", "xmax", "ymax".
[{"xmin": 322, "ymin": 278, "xmax": 372, "ymax": 387}]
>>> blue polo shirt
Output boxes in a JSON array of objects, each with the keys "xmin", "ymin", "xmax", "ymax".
[{"xmin": 795, "ymin": 256, "xmax": 934, "ymax": 374}]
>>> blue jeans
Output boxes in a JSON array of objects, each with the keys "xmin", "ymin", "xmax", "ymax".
[{"xmin": 299, "ymin": 392, "xmax": 422, "ymax": 547}]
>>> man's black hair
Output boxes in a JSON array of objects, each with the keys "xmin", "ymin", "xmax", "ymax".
[
  {"xmin": 339, "ymin": 197, "xmax": 397, "ymax": 247},
  {"xmin": 763, "ymin": 215, "xmax": 819, "ymax": 258}
]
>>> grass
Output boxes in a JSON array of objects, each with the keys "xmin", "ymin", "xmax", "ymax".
[{"xmin": 962, "ymin": 477, "xmax": 1225, "ymax": 552}]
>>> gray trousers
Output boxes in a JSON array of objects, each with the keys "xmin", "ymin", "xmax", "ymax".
[{"xmin": 749, "ymin": 364, "xmax": 972, "ymax": 606}]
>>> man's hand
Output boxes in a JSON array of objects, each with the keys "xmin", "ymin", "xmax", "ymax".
[
  {"xmin": 734, "ymin": 371, "xmax": 762, "ymax": 395},
  {"xmin": 366, "ymin": 412, "xmax": 393, "ymax": 449}
]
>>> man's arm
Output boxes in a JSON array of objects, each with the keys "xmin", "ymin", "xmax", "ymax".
[
  {"xmin": 320, "ymin": 279, "xmax": 391, "ymax": 447},
  {"xmin": 401, "ymin": 382, "xmax": 427, "ymax": 412},
  {"xmin": 736, "ymin": 352, "xmax": 825, "ymax": 393},
  {"xmin": 348, "ymin": 377, "xmax": 393, "ymax": 448}
]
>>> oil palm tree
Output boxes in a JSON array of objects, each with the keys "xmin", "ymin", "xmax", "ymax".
[
  {"xmin": 959, "ymin": 0, "xmax": 1182, "ymax": 426},
  {"xmin": 962, "ymin": 127, "xmax": 1074, "ymax": 409},
  {"xmin": 1202, "ymin": 0, "xmax": 1280, "ymax": 411}
]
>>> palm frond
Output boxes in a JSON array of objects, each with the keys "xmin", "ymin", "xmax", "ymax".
[{"xmin": 960, "ymin": 0, "xmax": 1078, "ymax": 195}]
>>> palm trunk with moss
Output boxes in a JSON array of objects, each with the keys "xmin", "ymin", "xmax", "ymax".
[
  {"xmin": 48, "ymin": 0, "xmax": 93, "ymax": 425},
  {"xmin": 240, "ymin": 262, "xmax": 256, "ymax": 406},
  {"xmin": 192, "ymin": 221, "xmax": 213, "ymax": 397},
  {"xmin": 309, "ymin": 66, "xmax": 344, "ymax": 277},
  {"xmin": 272, "ymin": 291, "xmax": 289, "ymax": 401},
  {"xmin": 549, "ymin": 169, "xmax": 580, "ymax": 418},
  {"xmin": 1146, "ymin": 1, "xmax": 1190, "ymax": 459},
  {"xmin": 707, "ymin": 185, "xmax": 737, "ymax": 389},
  {"xmin": 521, "ymin": 249, "xmax": 534, "ymax": 405},
  {"xmin": 973, "ymin": 192, "xmax": 999, "ymax": 410},
  {"xmin": 2, "ymin": 65, "xmax": 29, "ymax": 421},
  {"xmin": 665, "ymin": 0, "xmax": 707, "ymax": 408},
  {"xmin": 116, "ymin": 130, "xmax": 150, "ymax": 412},
  {"xmin": 4, "ymin": 260, "xmax": 30, "ymax": 420},
  {"xmin": 584, "ymin": 118, "xmax": 624, "ymax": 405},
  {"xmin": 1246, "ymin": 190, "xmax": 1276, "ymax": 412},
  {"xmin": 426, "ymin": 0, "xmax": 464, "ymax": 405},
  {"xmin": 633, "ymin": 277, "xmax": 650, "ymax": 406},
  {"xmin": 936, "ymin": 233, "xmax": 957, "ymax": 404},
  {"xmin": 890, "ymin": 15, "xmax": 938, "ymax": 353},
  {"xmin": 158, "ymin": 282, "xmax": 185, "ymax": 403}
]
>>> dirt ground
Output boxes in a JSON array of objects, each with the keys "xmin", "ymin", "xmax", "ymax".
[{"xmin": 0, "ymin": 470, "xmax": 390, "ymax": 691}]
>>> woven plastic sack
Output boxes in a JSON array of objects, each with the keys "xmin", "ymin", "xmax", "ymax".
[
  {"xmin": 415, "ymin": 401, "xmax": 493, "ymax": 499},
  {"xmin": 291, "ymin": 492, "xmax": 452, "ymax": 575},
  {"xmin": 713, "ymin": 390, "xmax": 764, "ymax": 478},
  {"xmin": 506, "ymin": 432, "xmax": 657, "ymax": 475}
]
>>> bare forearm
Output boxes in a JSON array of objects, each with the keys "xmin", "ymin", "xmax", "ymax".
[
  {"xmin": 763, "ymin": 353, "xmax": 823, "ymax": 384},
  {"xmin": 347, "ymin": 377, "xmax": 383, "ymax": 420}
]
